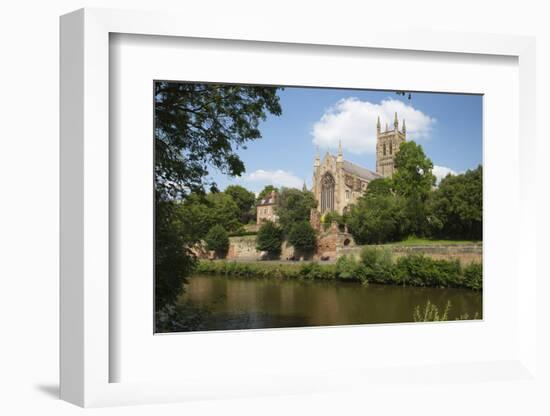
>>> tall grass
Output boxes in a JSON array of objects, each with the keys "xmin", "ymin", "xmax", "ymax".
[{"xmin": 412, "ymin": 300, "xmax": 481, "ymax": 322}]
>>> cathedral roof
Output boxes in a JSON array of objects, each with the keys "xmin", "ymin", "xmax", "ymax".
[{"xmin": 342, "ymin": 160, "xmax": 380, "ymax": 181}]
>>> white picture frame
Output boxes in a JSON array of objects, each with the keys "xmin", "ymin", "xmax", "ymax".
[{"xmin": 60, "ymin": 8, "xmax": 538, "ymax": 408}]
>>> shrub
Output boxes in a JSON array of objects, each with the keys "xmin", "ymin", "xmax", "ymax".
[
  {"xmin": 322, "ymin": 211, "xmax": 343, "ymax": 231},
  {"xmin": 288, "ymin": 221, "xmax": 317, "ymax": 254},
  {"xmin": 462, "ymin": 262, "xmax": 482, "ymax": 290},
  {"xmin": 298, "ymin": 262, "xmax": 335, "ymax": 280},
  {"xmin": 256, "ymin": 221, "xmax": 283, "ymax": 258},
  {"xmin": 204, "ymin": 224, "xmax": 230, "ymax": 258},
  {"xmin": 360, "ymin": 246, "xmax": 381, "ymax": 268},
  {"xmin": 195, "ymin": 255, "xmax": 480, "ymax": 291},
  {"xmin": 335, "ymin": 255, "xmax": 361, "ymax": 281},
  {"xmin": 359, "ymin": 247, "xmax": 395, "ymax": 284},
  {"xmin": 395, "ymin": 254, "xmax": 461, "ymax": 287}
]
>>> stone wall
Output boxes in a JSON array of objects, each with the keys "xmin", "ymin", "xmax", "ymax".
[
  {"xmin": 339, "ymin": 243, "xmax": 482, "ymax": 264},
  {"xmin": 226, "ymin": 235, "xmax": 295, "ymax": 260}
]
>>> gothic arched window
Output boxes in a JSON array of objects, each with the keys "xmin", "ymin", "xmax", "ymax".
[
  {"xmin": 321, "ymin": 173, "xmax": 335, "ymax": 213},
  {"xmin": 383, "ymin": 143, "xmax": 387, "ymax": 156}
]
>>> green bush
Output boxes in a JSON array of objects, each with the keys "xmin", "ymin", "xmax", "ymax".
[
  {"xmin": 298, "ymin": 262, "xmax": 335, "ymax": 280},
  {"xmin": 359, "ymin": 246, "xmax": 381, "ymax": 267},
  {"xmin": 335, "ymin": 255, "xmax": 362, "ymax": 281},
  {"xmin": 288, "ymin": 221, "xmax": 317, "ymax": 254},
  {"xmin": 322, "ymin": 211, "xmax": 343, "ymax": 231},
  {"xmin": 204, "ymin": 224, "xmax": 229, "ymax": 258},
  {"xmin": 395, "ymin": 254, "xmax": 461, "ymax": 287},
  {"xmin": 256, "ymin": 221, "xmax": 283, "ymax": 258},
  {"xmin": 195, "ymin": 253, "xmax": 481, "ymax": 291},
  {"xmin": 359, "ymin": 247, "xmax": 395, "ymax": 284},
  {"xmin": 462, "ymin": 262, "xmax": 482, "ymax": 290}
]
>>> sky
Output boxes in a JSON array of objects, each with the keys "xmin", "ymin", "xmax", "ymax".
[{"xmin": 209, "ymin": 87, "xmax": 483, "ymax": 194}]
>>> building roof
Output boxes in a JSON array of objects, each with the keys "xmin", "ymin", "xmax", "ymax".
[
  {"xmin": 342, "ymin": 160, "xmax": 381, "ymax": 181},
  {"xmin": 257, "ymin": 196, "xmax": 276, "ymax": 206}
]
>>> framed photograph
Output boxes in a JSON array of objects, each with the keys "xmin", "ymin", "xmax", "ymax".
[
  {"xmin": 60, "ymin": 8, "xmax": 538, "ymax": 408},
  {"xmin": 152, "ymin": 81, "xmax": 483, "ymax": 333}
]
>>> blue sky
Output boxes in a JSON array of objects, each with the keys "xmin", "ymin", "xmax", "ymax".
[{"xmin": 210, "ymin": 87, "xmax": 482, "ymax": 194}]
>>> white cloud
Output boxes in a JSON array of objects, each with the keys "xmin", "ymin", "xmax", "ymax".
[
  {"xmin": 245, "ymin": 169, "xmax": 303, "ymax": 189},
  {"xmin": 311, "ymin": 97, "xmax": 436, "ymax": 155},
  {"xmin": 433, "ymin": 165, "xmax": 457, "ymax": 184}
]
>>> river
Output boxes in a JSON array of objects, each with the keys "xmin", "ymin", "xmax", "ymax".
[{"xmin": 178, "ymin": 274, "xmax": 482, "ymax": 331}]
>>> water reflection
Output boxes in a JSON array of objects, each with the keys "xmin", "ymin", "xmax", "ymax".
[{"xmin": 178, "ymin": 274, "xmax": 482, "ymax": 331}]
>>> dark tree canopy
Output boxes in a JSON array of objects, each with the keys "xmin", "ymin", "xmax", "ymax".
[
  {"xmin": 364, "ymin": 177, "xmax": 393, "ymax": 197},
  {"xmin": 256, "ymin": 185, "xmax": 277, "ymax": 202},
  {"xmin": 155, "ymin": 82, "xmax": 282, "ymax": 199},
  {"xmin": 178, "ymin": 192, "xmax": 242, "ymax": 239},
  {"xmin": 275, "ymin": 188, "xmax": 317, "ymax": 235},
  {"xmin": 288, "ymin": 221, "xmax": 317, "ymax": 254},
  {"xmin": 205, "ymin": 224, "xmax": 230, "ymax": 258},
  {"xmin": 392, "ymin": 141, "xmax": 436, "ymax": 236},
  {"xmin": 256, "ymin": 221, "xmax": 284, "ymax": 258},
  {"xmin": 155, "ymin": 200, "xmax": 197, "ymax": 310},
  {"xmin": 346, "ymin": 192, "xmax": 409, "ymax": 244},
  {"xmin": 225, "ymin": 185, "xmax": 256, "ymax": 224},
  {"xmin": 393, "ymin": 141, "xmax": 436, "ymax": 200},
  {"xmin": 428, "ymin": 166, "xmax": 483, "ymax": 240}
]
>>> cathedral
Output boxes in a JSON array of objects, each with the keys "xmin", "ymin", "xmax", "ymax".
[{"xmin": 312, "ymin": 112, "xmax": 406, "ymax": 215}]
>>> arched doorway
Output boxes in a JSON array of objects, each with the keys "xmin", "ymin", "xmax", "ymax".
[{"xmin": 321, "ymin": 172, "xmax": 335, "ymax": 213}]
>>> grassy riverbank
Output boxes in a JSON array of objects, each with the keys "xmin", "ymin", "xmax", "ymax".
[{"xmin": 196, "ymin": 247, "xmax": 482, "ymax": 290}]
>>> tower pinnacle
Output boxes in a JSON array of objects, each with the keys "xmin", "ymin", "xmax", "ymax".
[
  {"xmin": 314, "ymin": 146, "xmax": 320, "ymax": 168},
  {"xmin": 394, "ymin": 112, "xmax": 399, "ymax": 129},
  {"xmin": 402, "ymin": 119, "xmax": 406, "ymax": 134},
  {"xmin": 337, "ymin": 140, "xmax": 343, "ymax": 163}
]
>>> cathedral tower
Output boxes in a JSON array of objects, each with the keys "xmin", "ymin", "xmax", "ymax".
[{"xmin": 376, "ymin": 113, "xmax": 406, "ymax": 177}]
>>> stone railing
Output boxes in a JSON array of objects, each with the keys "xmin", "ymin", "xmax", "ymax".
[{"xmin": 339, "ymin": 243, "xmax": 482, "ymax": 264}]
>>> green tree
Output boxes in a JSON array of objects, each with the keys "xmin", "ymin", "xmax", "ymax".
[
  {"xmin": 155, "ymin": 199, "xmax": 197, "ymax": 310},
  {"xmin": 275, "ymin": 188, "xmax": 317, "ymax": 235},
  {"xmin": 155, "ymin": 82, "xmax": 282, "ymax": 199},
  {"xmin": 428, "ymin": 166, "xmax": 482, "ymax": 240},
  {"xmin": 256, "ymin": 185, "xmax": 277, "ymax": 202},
  {"xmin": 256, "ymin": 221, "xmax": 283, "ymax": 258},
  {"xmin": 392, "ymin": 141, "xmax": 436, "ymax": 235},
  {"xmin": 225, "ymin": 185, "xmax": 256, "ymax": 224},
  {"xmin": 204, "ymin": 224, "xmax": 230, "ymax": 258},
  {"xmin": 365, "ymin": 177, "xmax": 393, "ymax": 197},
  {"xmin": 154, "ymin": 82, "xmax": 282, "ymax": 310},
  {"xmin": 179, "ymin": 192, "xmax": 242, "ymax": 238},
  {"xmin": 288, "ymin": 221, "xmax": 317, "ymax": 255},
  {"xmin": 347, "ymin": 193, "xmax": 409, "ymax": 244}
]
